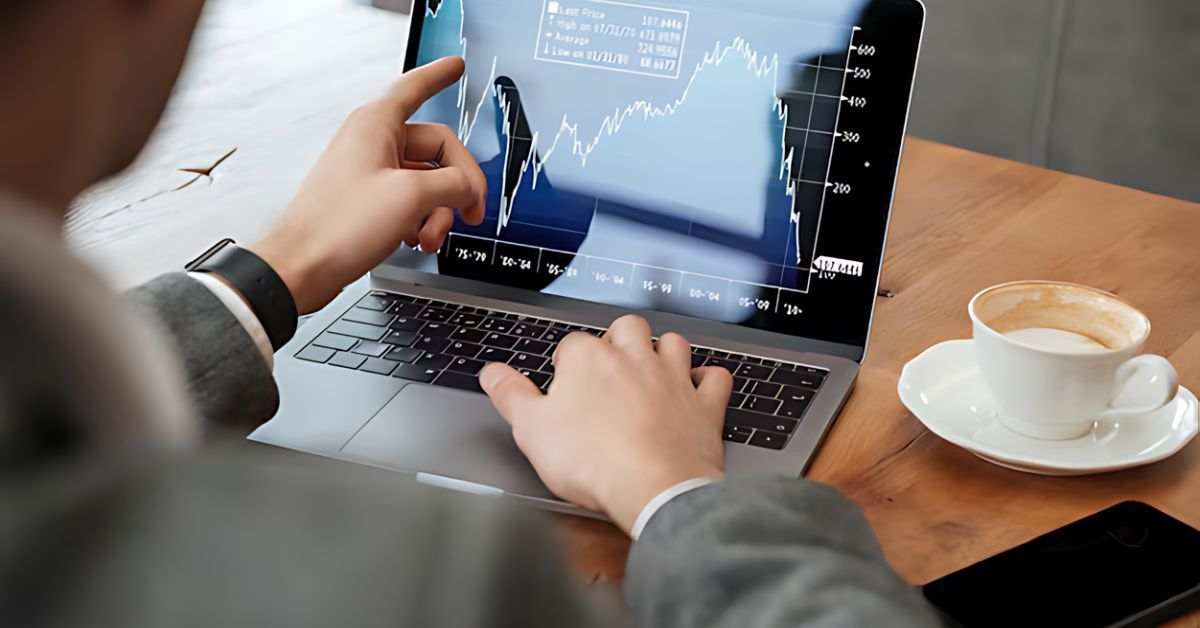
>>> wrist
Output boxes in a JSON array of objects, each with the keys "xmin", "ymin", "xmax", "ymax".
[
  {"xmin": 249, "ymin": 228, "xmax": 326, "ymax": 315},
  {"xmin": 603, "ymin": 462, "xmax": 724, "ymax": 536},
  {"xmin": 186, "ymin": 240, "xmax": 298, "ymax": 351}
]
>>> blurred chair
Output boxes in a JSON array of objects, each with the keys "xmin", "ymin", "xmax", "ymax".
[{"xmin": 908, "ymin": 0, "xmax": 1200, "ymax": 202}]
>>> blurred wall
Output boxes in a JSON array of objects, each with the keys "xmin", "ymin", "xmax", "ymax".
[{"xmin": 908, "ymin": 0, "xmax": 1200, "ymax": 202}]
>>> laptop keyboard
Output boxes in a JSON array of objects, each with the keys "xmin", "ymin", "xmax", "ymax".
[{"xmin": 296, "ymin": 291, "xmax": 828, "ymax": 451}]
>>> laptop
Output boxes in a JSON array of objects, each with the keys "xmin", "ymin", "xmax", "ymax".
[{"xmin": 251, "ymin": 0, "xmax": 924, "ymax": 516}]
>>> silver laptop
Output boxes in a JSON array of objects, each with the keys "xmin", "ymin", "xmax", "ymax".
[{"xmin": 252, "ymin": 0, "xmax": 924, "ymax": 517}]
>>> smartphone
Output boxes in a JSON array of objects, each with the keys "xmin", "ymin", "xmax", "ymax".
[{"xmin": 923, "ymin": 502, "xmax": 1200, "ymax": 628}]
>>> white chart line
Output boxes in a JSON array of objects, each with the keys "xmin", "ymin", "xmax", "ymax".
[{"xmin": 428, "ymin": 0, "xmax": 857, "ymax": 302}]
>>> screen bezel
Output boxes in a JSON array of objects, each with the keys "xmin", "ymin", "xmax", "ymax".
[{"xmin": 387, "ymin": 0, "xmax": 926, "ymax": 363}]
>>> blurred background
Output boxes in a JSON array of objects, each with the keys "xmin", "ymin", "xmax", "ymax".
[
  {"xmin": 374, "ymin": 0, "xmax": 1200, "ymax": 203},
  {"xmin": 67, "ymin": 0, "xmax": 1199, "ymax": 288}
]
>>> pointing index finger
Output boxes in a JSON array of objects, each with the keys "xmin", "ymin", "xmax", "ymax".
[{"xmin": 383, "ymin": 56, "xmax": 466, "ymax": 121}]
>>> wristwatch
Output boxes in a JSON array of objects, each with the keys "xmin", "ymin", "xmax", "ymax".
[{"xmin": 186, "ymin": 239, "xmax": 298, "ymax": 351}]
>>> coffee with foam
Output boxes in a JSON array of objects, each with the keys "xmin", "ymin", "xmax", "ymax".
[
  {"xmin": 972, "ymin": 282, "xmax": 1147, "ymax": 354},
  {"xmin": 1003, "ymin": 328, "xmax": 1110, "ymax": 354},
  {"xmin": 968, "ymin": 281, "xmax": 1178, "ymax": 440}
]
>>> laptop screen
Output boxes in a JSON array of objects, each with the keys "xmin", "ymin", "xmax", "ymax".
[{"xmin": 396, "ymin": 0, "xmax": 923, "ymax": 355}]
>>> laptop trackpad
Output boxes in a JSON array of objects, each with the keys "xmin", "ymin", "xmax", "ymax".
[{"xmin": 339, "ymin": 384, "xmax": 557, "ymax": 501}]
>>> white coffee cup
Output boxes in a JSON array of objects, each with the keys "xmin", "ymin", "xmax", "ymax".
[{"xmin": 969, "ymin": 281, "xmax": 1180, "ymax": 440}]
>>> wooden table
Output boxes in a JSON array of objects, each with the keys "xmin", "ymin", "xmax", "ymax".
[{"xmin": 69, "ymin": 0, "xmax": 1200, "ymax": 620}]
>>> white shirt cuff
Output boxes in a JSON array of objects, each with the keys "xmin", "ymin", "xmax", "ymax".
[
  {"xmin": 631, "ymin": 477, "xmax": 720, "ymax": 541},
  {"xmin": 189, "ymin": 272, "xmax": 274, "ymax": 369}
]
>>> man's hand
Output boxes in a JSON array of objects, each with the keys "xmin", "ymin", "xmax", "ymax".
[
  {"xmin": 251, "ymin": 57, "xmax": 486, "ymax": 314},
  {"xmin": 480, "ymin": 315, "xmax": 733, "ymax": 535}
]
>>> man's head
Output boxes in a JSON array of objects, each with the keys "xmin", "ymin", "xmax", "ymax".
[{"xmin": 0, "ymin": 0, "xmax": 206, "ymax": 209}]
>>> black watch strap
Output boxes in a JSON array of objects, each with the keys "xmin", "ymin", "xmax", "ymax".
[{"xmin": 186, "ymin": 239, "xmax": 298, "ymax": 352}]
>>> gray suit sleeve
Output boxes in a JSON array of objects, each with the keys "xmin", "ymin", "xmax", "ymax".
[
  {"xmin": 625, "ymin": 478, "xmax": 942, "ymax": 628},
  {"xmin": 125, "ymin": 273, "xmax": 279, "ymax": 430}
]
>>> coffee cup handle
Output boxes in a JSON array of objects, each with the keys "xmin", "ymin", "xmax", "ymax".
[{"xmin": 1097, "ymin": 355, "xmax": 1180, "ymax": 420}]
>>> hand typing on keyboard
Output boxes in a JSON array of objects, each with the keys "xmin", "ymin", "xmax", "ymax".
[
  {"xmin": 479, "ymin": 314, "xmax": 733, "ymax": 536},
  {"xmin": 249, "ymin": 57, "xmax": 487, "ymax": 314}
]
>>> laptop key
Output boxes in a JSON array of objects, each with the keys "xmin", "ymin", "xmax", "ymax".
[
  {"xmin": 478, "ymin": 347, "xmax": 515, "ymax": 364},
  {"xmin": 328, "ymin": 352, "xmax": 367, "ymax": 370},
  {"xmin": 420, "ymin": 323, "xmax": 456, "ymax": 339},
  {"xmin": 777, "ymin": 398, "xmax": 810, "ymax": 419},
  {"xmin": 387, "ymin": 301, "xmax": 425, "ymax": 318},
  {"xmin": 296, "ymin": 346, "xmax": 336, "ymax": 364},
  {"xmin": 361, "ymin": 358, "xmax": 397, "ymax": 376},
  {"xmin": 482, "ymin": 332, "xmax": 519, "ymax": 349},
  {"xmin": 514, "ymin": 338, "xmax": 552, "ymax": 356},
  {"xmin": 520, "ymin": 370, "xmax": 552, "ymax": 389},
  {"xmin": 731, "ymin": 376, "xmax": 749, "ymax": 393},
  {"xmin": 479, "ymin": 318, "xmax": 515, "ymax": 334},
  {"xmin": 726, "ymin": 408, "xmax": 798, "ymax": 434},
  {"xmin": 434, "ymin": 370, "xmax": 483, "ymax": 393},
  {"xmin": 780, "ymin": 385, "xmax": 815, "ymax": 404},
  {"xmin": 446, "ymin": 341, "xmax": 483, "ymax": 358},
  {"xmin": 728, "ymin": 392, "xmax": 747, "ymax": 409},
  {"xmin": 448, "ymin": 357, "xmax": 485, "ymax": 376},
  {"xmin": 744, "ymin": 396, "xmax": 782, "ymax": 415},
  {"xmin": 389, "ymin": 316, "xmax": 424, "ymax": 332},
  {"xmin": 770, "ymin": 369, "xmax": 823, "ymax": 389},
  {"xmin": 704, "ymin": 357, "xmax": 739, "ymax": 373},
  {"xmin": 357, "ymin": 294, "xmax": 394, "ymax": 311},
  {"xmin": 749, "ymin": 430, "xmax": 787, "ymax": 450},
  {"xmin": 351, "ymin": 341, "xmax": 391, "ymax": 358},
  {"xmin": 511, "ymin": 323, "xmax": 547, "ymax": 338},
  {"xmin": 736, "ymin": 363, "xmax": 774, "ymax": 380},
  {"xmin": 415, "ymin": 352, "xmax": 453, "ymax": 372},
  {"xmin": 414, "ymin": 337, "xmax": 451, "ymax": 355},
  {"xmin": 313, "ymin": 333, "xmax": 357, "ymax": 352},
  {"xmin": 796, "ymin": 369, "xmax": 825, "ymax": 384},
  {"xmin": 384, "ymin": 330, "xmax": 418, "ymax": 347},
  {"xmin": 509, "ymin": 353, "xmax": 548, "ymax": 371},
  {"xmin": 384, "ymin": 347, "xmax": 423, "ymax": 363},
  {"xmin": 449, "ymin": 313, "xmax": 485, "ymax": 328},
  {"xmin": 691, "ymin": 354, "xmax": 705, "ymax": 368},
  {"xmin": 418, "ymin": 307, "xmax": 454, "ymax": 322},
  {"xmin": 392, "ymin": 364, "xmax": 439, "ymax": 383},
  {"xmin": 344, "ymin": 308, "xmax": 395, "ymax": 327},
  {"xmin": 723, "ymin": 425, "xmax": 752, "ymax": 444},
  {"xmin": 747, "ymin": 381, "xmax": 782, "ymax": 398},
  {"xmin": 451, "ymin": 328, "xmax": 488, "ymax": 344},
  {"xmin": 328, "ymin": 320, "xmax": 389, "ymax": 342},
  {"xmin": 541, "ymin": 327, "xmax": 567, "ymax": 343}
]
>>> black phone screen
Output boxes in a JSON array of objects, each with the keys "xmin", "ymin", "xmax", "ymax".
[{"xmin": 923, "ymin": 502, "xmax": 1200, "ymax": 628}]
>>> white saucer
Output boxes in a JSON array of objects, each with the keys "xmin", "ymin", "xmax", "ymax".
[{"xmin": 897, "ymin": 340, "xmax": 1198, "ymax": 476}]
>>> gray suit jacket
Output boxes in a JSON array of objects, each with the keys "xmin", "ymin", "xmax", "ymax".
[{"xmin": 0, "ymin": 206, "xmax": 939, "ymax": 627}]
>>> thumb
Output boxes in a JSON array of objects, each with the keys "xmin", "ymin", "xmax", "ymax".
[
  {"xmin": 692, "ymin": 366, "xmax": 734, "ymax": 410},
  {"xmin": 480, "ymin": 363, "xmax": 542, "ymax": 425}
]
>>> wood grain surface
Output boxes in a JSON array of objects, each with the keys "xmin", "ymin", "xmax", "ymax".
[{"xmin": 68, "ymin": 0, "xmax": 1200, "ymax": 619}]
